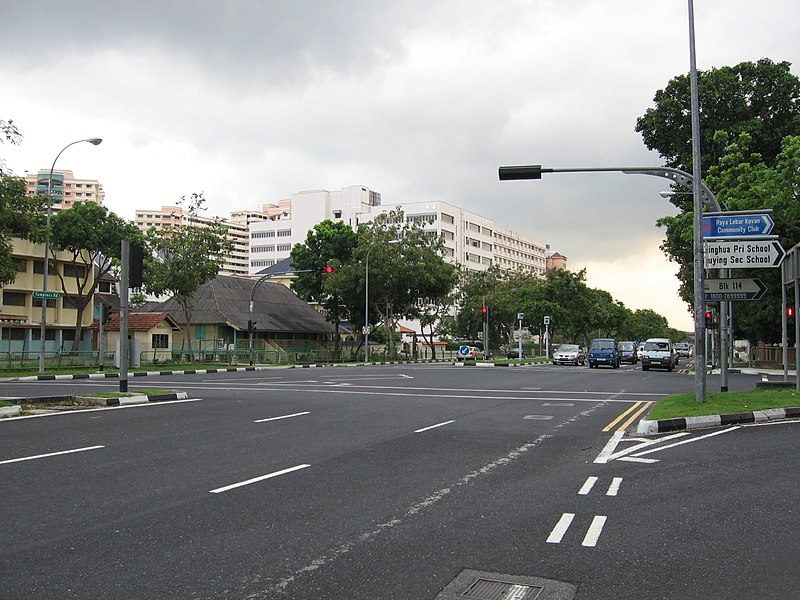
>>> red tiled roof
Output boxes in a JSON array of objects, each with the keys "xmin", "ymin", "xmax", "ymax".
[{"xmin": 91, "ymin": 312, "xmax": 180, "ymax": 331}]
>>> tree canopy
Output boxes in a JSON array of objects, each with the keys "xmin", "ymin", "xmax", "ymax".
[{"xmin": 637, "ymin": 58, "xmax": 800, "ymax": 342}]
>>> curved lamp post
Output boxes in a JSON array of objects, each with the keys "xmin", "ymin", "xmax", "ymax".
[{"xmin": 38, "ymin": 137, "xmax": 103, "ymax": 374}]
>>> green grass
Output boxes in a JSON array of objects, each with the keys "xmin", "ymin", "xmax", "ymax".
[
  {"xmin": 0, "ymin": 363, "xmax": 241, "ymax": 378},
  {"xmin": 0, "ymin": 400, "xmax": 12, "ymax": 407},
  {"xmin": 646, "ymin": 387, "xmax": 800, "ymax": 420}
]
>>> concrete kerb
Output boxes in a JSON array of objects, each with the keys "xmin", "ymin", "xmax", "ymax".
[
  {"xmin": 0, "ymin": 405, "xmax": 22, "ymax": 418},
  {"xmin": 637, "ymin": 406, "xmax": 800, "ymax": 435}
]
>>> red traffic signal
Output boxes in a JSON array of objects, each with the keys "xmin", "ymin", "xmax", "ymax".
[
  {"xmin": 789, "ymin": 306, "xmax": 795, "ymax": 319},
  {"xmin": 704, "ymin": 310, "xmax": 713, "ymax": 328},
  {"xmin": 324, "ymin": 265, "xmax": 334, "ymax": 274},
  {"xmin": 481, "ymin": 306, "xmax": 488, "ymax": 314}
]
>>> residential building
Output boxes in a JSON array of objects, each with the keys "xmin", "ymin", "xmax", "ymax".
[
  {"xmin": 248, "ymin": 185, "xmax": 553, "ymax": 276},
  {"xmin": 134, "ymin": 205, "xmax": 276, "ymax": 277},
  {"xmin": 23, "ymin": 169, "xmax": 104, "ymax": 211},
  {"xmin": 0, "ymin": 237, "xmax": 98, "ymax": 355}
]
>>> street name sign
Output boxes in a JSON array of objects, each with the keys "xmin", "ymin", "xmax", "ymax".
[
  {"xmin": 704, "ymin": 240, "xmax": 786, "ymax": 269},
  {"xmin": 704, "ymin": 278, "xmax": 767, "ymax": 301},
  {"xmin": 702, "ymin": 213, "xmax": 774, "ymax": 238},
  {"xmin": 33, "ymin": 290, "xmax": 60, "ymax": 300}
]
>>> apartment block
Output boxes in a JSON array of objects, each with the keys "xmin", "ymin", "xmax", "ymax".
[{"xmin": 23, "ymin": 169, "xmax": 105, "ymax": 211}]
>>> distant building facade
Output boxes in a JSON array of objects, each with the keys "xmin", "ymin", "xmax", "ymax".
[{"xmin": 23, "ymin": 169, "xmax": 105, "ymax": 211}]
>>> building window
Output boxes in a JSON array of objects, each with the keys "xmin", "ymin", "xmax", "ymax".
[
  {"xmin": 2, "ymin": 291, "xmax": 26, "ymax": 306},
  {"xmin": 333, "ymin": 210, "xmax": 342, "ymax": 219},
  {"xmin": 277, "ymin": 229, "xmax": 292, "ymax": 237},
  {"xmin": 33, "ymin": 260, "xmax": 57, "ymax": 275},
  {"xmin": 277, "ymin": 243, "xmax": 291, "ymax": 252},
  {"xmin": 441, "ymin": 213, "xmax": 454, "ymax": 225},
  {"xmin": 152, "ymin": 334, "xmax": 169, "ymax": 349},
  {"xmin": 12, "ymin": 258, "xmax": 27, "ymax": 273},
  {"xmin": 63, "ymin": 263, "xmax": 87, "ymax": 278},
  {"xmin": 252, "ymin": 231, "xmax": 276, "ymax": 239}
]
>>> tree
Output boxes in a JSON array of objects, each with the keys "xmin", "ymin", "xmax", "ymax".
[
  {"xmin": 290, "ymin": 220, "xmax": 358, "ymax": 352},
  {"xmin": 328, "ymin": 209, "xmax": 457, "ymax": 358},
  {"xmin": 0, "ymin": 120, "xmax": 46, "ymax": 286},
  {"xmin": 637, "ymin": 59, "xmax": 800, "ymax": 342},
  {"xmin": 49, "ymin": 201, "xmax": 142, "ymax": 350},
  {"xmin": 144, "ymin": 194, "xmax": 233, "ymax": 361}
]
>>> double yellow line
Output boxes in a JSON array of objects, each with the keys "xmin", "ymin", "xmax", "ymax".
[{"xmin": 603, "ymin": 401, "xmax": 654, "ymax": 432}]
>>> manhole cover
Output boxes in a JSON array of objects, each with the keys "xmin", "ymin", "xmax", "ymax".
[
  {"xmin": 434, "ymin": 569, "xmax": 577, "ymax": 600},
  {"xmin": 462, "ymin": 577, "xmax": 543, "ymax": 599}
]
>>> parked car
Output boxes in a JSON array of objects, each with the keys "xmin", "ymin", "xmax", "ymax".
[
  {"xmin": 588, "ymin": 338, "xmax": 620, "ymax": 368},
  {"xmin": 553, "ymin": 343, "xmax": 585, "ymax": 366},
  {"xmin": 506, "ymin": 348, "xmax": 526, "ymax": 359},
  {"xmin": 456, "ymin": 345, "xmax": 485, "ymax": 360},
  {"xmin": 640, "ymin": 338, "xmax": 677, "ymax": 371},
  {"xmin": 618, "ymin": 341, "xmax": 638, "ymax": 364},
  {"xmin": 674, "ymin": 342, "xmax": 691, "ymax": 358}
]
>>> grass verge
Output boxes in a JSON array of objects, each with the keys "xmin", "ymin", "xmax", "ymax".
[{"xmin": 646, "ymin": 387, "xmax": 800, "ymax": 421}]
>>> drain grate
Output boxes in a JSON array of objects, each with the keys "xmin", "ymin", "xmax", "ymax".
[{"xmin": 462, "ymin": 578, "xmax": 543, "ymax": 600}]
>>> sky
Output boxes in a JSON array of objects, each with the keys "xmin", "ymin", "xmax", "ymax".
[{"xmin": 3, "ymin": 0, "xmax": 799, "ymax": 332}]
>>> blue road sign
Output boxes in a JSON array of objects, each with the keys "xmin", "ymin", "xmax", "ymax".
[{"xmin": 702, "ymin": 213, "xmax": 774, "ymax": 238}]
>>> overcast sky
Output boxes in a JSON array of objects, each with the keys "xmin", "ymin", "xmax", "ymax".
[{"xmin": 4, "ymin": 0, "xmax": 799, "ymax": 331}]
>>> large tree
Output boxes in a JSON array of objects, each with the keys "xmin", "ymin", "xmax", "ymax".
[
  {"xmin": 636, "ymin": 58, "xmax": 800, "ymax": 342},
  {"xmin": 49, "ymin": 201, "xmax": 142, "ymax": 350},
  {"xmin": 0, "ymin": 120, "xmax": 46, "ymax": 286},
  {"xmin": 144, "ymin": 193, "xmax": 233, "ymax": 361},
  {"xmin": 290, "ymin": 220, "xmax": 358, "ymax": 352}
]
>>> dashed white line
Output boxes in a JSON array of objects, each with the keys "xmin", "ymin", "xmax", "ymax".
[
  {"xmin": 606, "ymin": 477, "xmax": 623, "ymax": 496},
  {"xmin": 209, "ymin": 464, "xmax": 310, "ymax": 494},
  {"xmin": 0, "ymin": 445, "xmax": 105, "ymax": 465},
  {"xmin": 581, "ymin": 515, "xmax": 608, "ymax": 547},
  {"xmin": 414, "ymin": 420, "xmax": 455, "ymax": 433},
  {"xmin": 578, "ymin": 476, "xmax": 599, "ymax": 495},
  {"xmin": 254, "ymin": 411, "xmax": 310, "ymax": 423},
  {"xmin": 547, "ymin": 513, "xmax": 575, "ymax": 544}
]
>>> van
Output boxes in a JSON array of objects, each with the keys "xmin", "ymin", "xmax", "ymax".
[
  {"xmin": 588, "ymin": 338, "xmax": 620, "ymax": 369},
  {"xmin": 640, "ymin": 338, "xmax": 677, "ymax": 372}
]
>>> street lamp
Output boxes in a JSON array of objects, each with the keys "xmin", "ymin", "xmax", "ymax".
[
  {"xmin": 38, "ymin": 138, "xmax": 103, "ymax": 374},
  {"xmin": 499, "ymin": 164, "xmax": 721, "ymax": 403},
  {"xmin": 365, "ymin": 239, "xmax": 400, "ymax": 363}
]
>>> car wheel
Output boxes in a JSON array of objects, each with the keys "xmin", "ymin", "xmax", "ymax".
[
  {"xmin": 667, "ymin": 365, "xmax": 673, "ymax": 372},
  {"xmin": 642, "ymin": 365, "xmax": 649, "ymax": 371}
]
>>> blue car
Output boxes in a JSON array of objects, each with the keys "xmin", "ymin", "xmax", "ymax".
[{"xmin": 588, "ymin": 338, "xmax": 620, "ymax": 369}]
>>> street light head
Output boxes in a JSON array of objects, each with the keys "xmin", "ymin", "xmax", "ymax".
[
  {"xmin": 499, "ymin": 165, "xmax": 545, "ymax": 180},
  {"xmin": 87, "ymin": 138, "xmax": 103, "ymax": 145}
]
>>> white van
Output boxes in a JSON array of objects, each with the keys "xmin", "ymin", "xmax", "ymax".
[{"xmin": 640, "ymin": 338, "xmax": 677, "ymax": 372}]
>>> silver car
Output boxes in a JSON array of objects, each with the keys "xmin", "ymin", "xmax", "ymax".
[{"xmin": 553, "ymin": 344, "xmax": 586, "ymax": 366}]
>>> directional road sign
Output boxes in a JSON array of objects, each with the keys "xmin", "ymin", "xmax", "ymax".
[
  {"xmin": 704, "ymin": 240, "xmax": 786, "ymax": 269},
  {"xmin": 704, "ymin": 278, "xmax": 767, "ymax": 301},
  {"xmin": 702, "ymin": 213, "xmax": 774, "ymax": 238},
  {"xmin": 33, "ymin": 290, "xmax": 60, "ymax": 300}
]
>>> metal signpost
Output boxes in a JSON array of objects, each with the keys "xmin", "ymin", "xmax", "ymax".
[
  {"xmin": 543, "ymin": 315, "xmax": 551, "ymax": 361},
  {"xmin": 517, "ymin": 313, "xmax": 524, "ymax": 363}
]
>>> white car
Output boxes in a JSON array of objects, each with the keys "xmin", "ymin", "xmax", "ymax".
[
  {"xmin": 553, "ymin": 344, "xmax": 586, "ymax": 366},
  {"xmin": 640, "ymin": 338, "xmax": 677, "ymax": 372},
  {"xmin": 456, "ymin": 346, "xmax": 485, "ymax": 360}
]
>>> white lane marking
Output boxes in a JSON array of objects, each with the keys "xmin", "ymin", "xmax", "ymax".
[
  {"xmin": 631, "ymin": 426, "xmax": 739, "ymax": 458},
  {"xmin": 210, "ymin": 464, "xmax": 310, "ymax": 494},
  {"xmin": 0, "ymin": 445, "xmax": 105, "ymax": 465},
  {"xmin": 618, "ymin": 456, "xmax": 659, "ymax": 463},
  {"xmin": 547, "ymin": 513, "xmax": 575, "ymax": 543},
  {"xmin": 0, "ymin": 398, "xmax": 202, "ymax": 422},
  {"xmin": 414, "ymin": 420, "xmax": 455, "ymax": 433},
  {"xmin": 606, "ymin": 477, "xmax": 623, "ymax": 496},
  {"xmin": 578, "ymin": 476, "xmax": 598, "ymax": 495},
  {"xmin": 594, "ymin": 431, "xmax": 690, "ymax": 464},
  {"xmin": 524, "ymin": 415, "xmax": 553, "ymax": 420},
  {"xmin": 254, "ymin": 412, "xmax": 310, "ymax": 423},
  {"xmin": 582, "ymin": 515, "xmax": 607, "ymax": 547},
  {"xmin": 542, "ymin": 402, "xmax": 575, "ymax": 406}
]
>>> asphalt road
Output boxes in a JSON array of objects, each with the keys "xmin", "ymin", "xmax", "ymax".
[{"xmin": 1, "ymin": 363, "xmax": 797, "ymax": 599}]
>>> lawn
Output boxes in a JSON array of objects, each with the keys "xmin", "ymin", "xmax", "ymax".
[{"xmin": 646, "ymin": 387, "xmax": 800, "ymax": 420}]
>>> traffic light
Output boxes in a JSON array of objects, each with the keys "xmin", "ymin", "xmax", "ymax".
[
  {"xmin": 315, "ymin": 265, "xmax": 334, "ymax": 275},
  {"xmin": 129, "ymin": 242, "xmax": 145, "ymax": 288},
  {"xmin": 788, "ymin": 306, "xmax": 796, "ymax": 329},
  {"xmin": 247, "ymin": 319, "xmax": 256, "ymax": 333},
  {"xmin": 704, "ymin": 309, "xmax": 713, "ymax": 329},
  {"xmin": 101, "ymin": 304, "xmax": 112, "ymax": 324}
]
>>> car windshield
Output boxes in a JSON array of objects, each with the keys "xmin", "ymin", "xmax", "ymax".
[
  {"xmin": 590, "ymin": 341, "xmax": 614, "ymax": 350},
  {"xmin": 645, "ymin": 341, "xmax": 669, "ymax": 351},
  {"xmin": 557, "ymin": 344, "xmax": 579, "ymax": 352},
  {"xmin": 619, "ymin": 343, "xmax": 635, "ymax": 350}
]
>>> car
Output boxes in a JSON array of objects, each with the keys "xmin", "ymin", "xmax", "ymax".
[
  {"xmin": 674, "ymin": 342, "xmax": 691, "ymax": 358},
  {"xmin": 553, "ymin": 343, "xmax": 585, "ymax": 366},
  {"xmin": 618, "ymin": 341, "xmax": 638, "ymax": 364},
  {"xmin": 640, "ymin": 338, "xmax": 677, "ymax": 371},
  {"xmin": 588, "ymin": 338, "xmax": 620, "ymax": 368},
  {"xmin": 506, "ymin": 348, "xmax": 526, "ymax": 359},
  {"xmin": 456, "ymin": 345, "xmax": 485, "ymax": 360}
]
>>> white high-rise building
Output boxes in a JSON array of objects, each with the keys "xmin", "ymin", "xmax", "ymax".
[{"xmin": 248, "ymin": 185, "xmax": 552, "ymax": 275}]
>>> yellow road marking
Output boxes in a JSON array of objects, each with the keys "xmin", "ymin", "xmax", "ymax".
[{"xmin": 602, "ymin": 401, "xmax": 654, "ymax": 432}]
